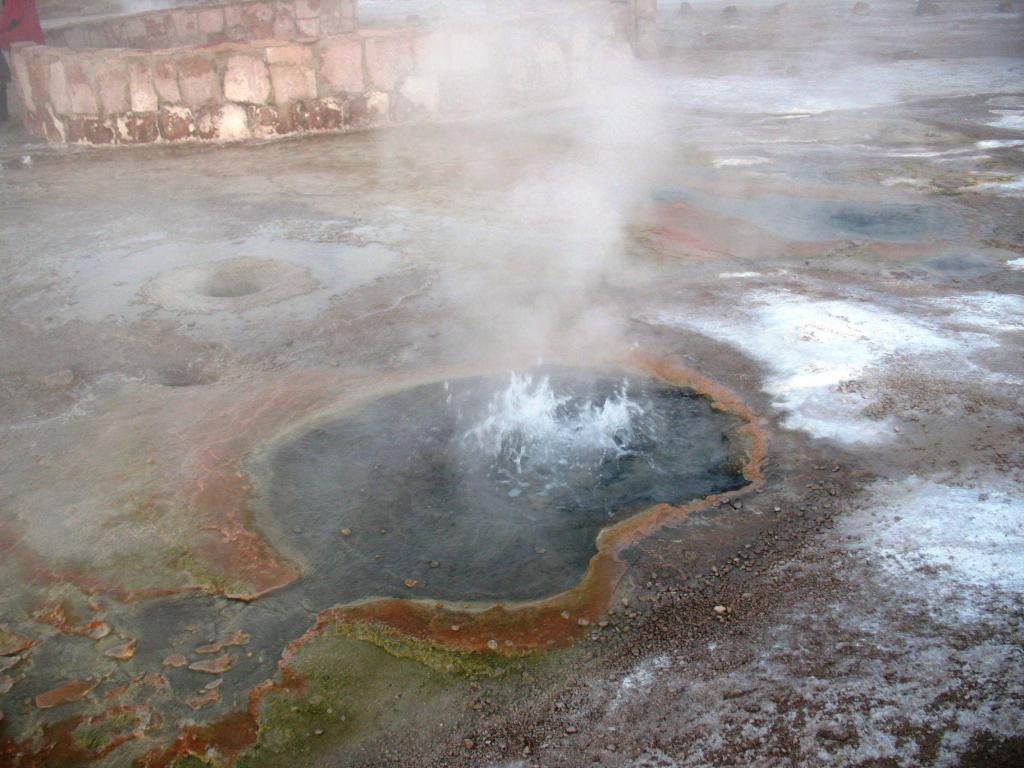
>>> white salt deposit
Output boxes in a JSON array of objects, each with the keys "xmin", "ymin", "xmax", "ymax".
[
  {"xmin": 603, "ymin": 474, "xmax": 1024, "ymax": 767},
  {"xmin": 842, "ymin": 476, "xmax": 1024, "ymax": 621},
  {"xmin": 610, "ymin": 654, "xmax": 670, "ymax": 711},
  {"xmin": 641, "ymin": 290, "xmax": 960, "ymax": 444},
  {"xmin": 923, "ymin": 292, "xmax": 1024, "ymax": 331},
  {"xmin": 986, "ymin": 112, "xmax": 1024, "ymax": 131},
  {"xmin": 711, "ymin": 157, "xmax": 771, "ymax": 168},
  {"xmin": 976, "ymin": 138, "xmax": 1024, "ymax": 149},
  {"xmin": 976, "ymin": 175, "xmax": 1024, "ymax": 196}
]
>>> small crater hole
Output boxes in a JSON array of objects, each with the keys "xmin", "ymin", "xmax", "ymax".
[{"xmin": 200, "ymin": 270, "xmax": 263, "ymax": 298}]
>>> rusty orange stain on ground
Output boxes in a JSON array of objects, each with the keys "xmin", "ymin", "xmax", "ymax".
[
  {"xmin": 7, "ymin": 356, "xmax": 766, "ymax": 767},
  {"xmin": 0, "ymin": 521, "xmax": 206, "ymax": 604},
  {"xmin": 195, "ymin": 629, "xmax": 250, "ymax": 655},
  {"xmin": 188, "ymin": 654, "xmax": 234, "ymax": 674},
  {"xmin": 1, "ymin": 705, "xmax": 157, "ymax": 767},
  {"xmin": 34, "ymin": 679, "xmax": 100, "ymax": 710},
  {"xmin": 137, "ymin": 670, "xmax": 305, "ymax": 768},
  {"xmin": 650, "ymin": 201, "xmax": 952, "ymax": 263},
  {"xmin": 103, "ymin": 639, "xmax": 137, "ymax": 661},
  {"xmin": 145, "ymin": 354, "xmax": 766, "ymax": 767},
  {"xmin": 0, "ymin": 625, "xmax": 34, "ymax": 656}
]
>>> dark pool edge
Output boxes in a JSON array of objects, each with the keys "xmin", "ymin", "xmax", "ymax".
[
  {"xmin": 281, "ymin": 353, "xmax": 767, "ymax": 656},
  {"xmin": 16, "ymin": 355, "xmax": 764, "ymax": 768}
]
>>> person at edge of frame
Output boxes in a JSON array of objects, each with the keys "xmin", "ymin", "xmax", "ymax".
[{"xmin": 0, "ymin": 0, "xmax": 44, "ymax": 123}]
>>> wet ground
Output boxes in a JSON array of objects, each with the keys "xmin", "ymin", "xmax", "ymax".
[{"xmin": 1, "ymin": 1, "xmax": 1023, "ymax": 766}]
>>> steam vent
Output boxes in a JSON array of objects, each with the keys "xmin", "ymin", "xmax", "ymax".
[{"xmin": 2, "ymin": 1, "xmax": 1023, "ymax": 767}]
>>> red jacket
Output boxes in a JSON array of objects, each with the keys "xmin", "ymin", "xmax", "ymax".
[{"xmin": 0, "ymin": 0, "xmax": 44, "ymax": 50}]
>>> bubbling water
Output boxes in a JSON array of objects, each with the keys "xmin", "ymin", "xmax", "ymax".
[
  {"xmin": 466, "ymin": 372, "xmax": 645, "ymax": 473},
  {"xmin": 265, "ymin": 368, "xmax": 747, "ymax": 602}
]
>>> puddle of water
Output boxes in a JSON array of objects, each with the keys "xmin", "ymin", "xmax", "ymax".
[
  {"xmin": 262, "ymin": 368, "xmax": 747, "ymax": 604},
  {"xmin": 654, "ymin": 188, "xmax": 961, "ymax": 243}
]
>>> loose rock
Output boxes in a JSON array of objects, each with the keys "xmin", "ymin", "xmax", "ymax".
[
  {"xmin": 103, "ymin": 639, "xmax": 137, "ymax": 661},
  {"xmin": 189, "ymin": 654, "xmax": 233, "ymax": 674},
  {"xmin": 0, "ymin": 627, "xmax": 33, "ymax": 656},
  {"xmin": 42, "ymin": 369, "xmax": 75, "ymax": 390},
  {"xmin": 195, "ymin": 629, "xmax": 249, "ymax": 655},
  {"xmin": 35, "ymin": 679, "xmax": 98, "ymax": 709}
]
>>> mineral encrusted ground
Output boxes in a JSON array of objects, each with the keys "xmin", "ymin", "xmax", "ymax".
[{"xmin": 1, "ymin": 1, "xmax": 1023, "ymax": 767}]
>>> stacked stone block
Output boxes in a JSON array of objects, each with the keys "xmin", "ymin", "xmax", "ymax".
[
  {"xmin": 11, "ymin": 0, "xmax": 639, "ymax": 146},
  {"xmin": 45, "ymin": 0, "xmax": 358, "ymax": 50}
]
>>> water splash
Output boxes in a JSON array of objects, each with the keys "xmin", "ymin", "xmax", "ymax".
[{"xmin": 466, "ymin": 372, "xmax": 643, "ymax": 472}]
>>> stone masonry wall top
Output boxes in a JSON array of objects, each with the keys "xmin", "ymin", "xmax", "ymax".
[
  {"xmin": 11, "ymin": 1, "xmax": 651, "ymax": 146},
  {"xmin": 45, "ymin": 0, "xmax": 358, "ymax": 50}
]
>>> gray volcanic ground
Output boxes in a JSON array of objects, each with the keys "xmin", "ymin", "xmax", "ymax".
[{"xmin": 0, "ymin": 1, "xmax": 1022, "ymax": 767}]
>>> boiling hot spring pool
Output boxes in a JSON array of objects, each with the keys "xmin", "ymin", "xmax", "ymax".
[
  {"xmin": 258, "ymin": 367, "xmax": 750, "ymax": 604},
  {"xmin": 8, "ymin": 365, "xmax": 751, "ymax": 735}
]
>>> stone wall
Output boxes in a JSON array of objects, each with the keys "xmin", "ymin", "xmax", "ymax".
[
  {"xmin": 45, "ymin": 0, "xmax": 358, "ymax": 49},
  {"xmin": 11, "ymin": 1, "xmax": 652, "ymax": 146}
]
